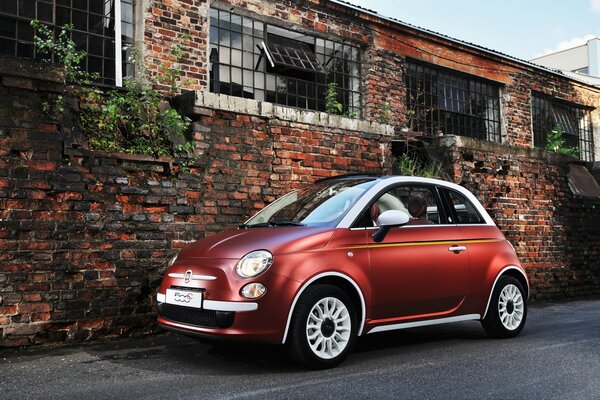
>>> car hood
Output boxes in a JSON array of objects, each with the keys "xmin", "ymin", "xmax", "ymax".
[{"xmin": 177, "ymin": 227, "xmax": 335, "ymax": 259}]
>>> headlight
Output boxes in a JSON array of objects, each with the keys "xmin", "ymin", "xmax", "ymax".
[
  {"xmin": 167, "ymin": 254, "xmax": 178, "ymax": 268},
  {"xmin": 235, "ymin": 250, "xmax": 273, "ymax": 278}
]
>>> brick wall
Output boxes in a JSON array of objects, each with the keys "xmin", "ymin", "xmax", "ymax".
[
  {"xmin": 0, "ymin": 56, "xmax": 391, "ymax": 347},
  {"xmin": 438, "ymin": 136, "xmax": 600, "ymax": 299}
]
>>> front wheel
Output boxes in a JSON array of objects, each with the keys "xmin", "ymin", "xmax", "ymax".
[
  {"xmin": 288, "ymin": 284, "xmax": 357, "ymax": 369},
  {"xmin": 481, "ymin": 276, "xmax": 527, "ymax": 338}
]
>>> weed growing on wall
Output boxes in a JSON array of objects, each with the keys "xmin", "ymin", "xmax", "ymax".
[
  {"xmin": 31, "ymin": 20, "xmax": 194, "ymax": 161},
  {"xmin": 545, "ymin": 124, "xmax": 580, "ymax": 159}
]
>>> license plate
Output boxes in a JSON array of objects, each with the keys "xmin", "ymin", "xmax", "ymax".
[{"xmin": 166, "ymin": 288, "xmax": 203, "ymax": 309}]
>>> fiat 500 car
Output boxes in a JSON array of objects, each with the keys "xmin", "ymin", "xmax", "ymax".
[{"xmin": 157, "ymin": 175, "xmax": 528, "ymax": 368}]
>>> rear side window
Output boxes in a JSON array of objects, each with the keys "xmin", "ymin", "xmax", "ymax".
[{"xmin": 447, "ymin": 190, "xmax": 484, "ymax": 224}]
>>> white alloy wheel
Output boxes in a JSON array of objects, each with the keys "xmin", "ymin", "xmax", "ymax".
[
  {"xmin": 498, "ymin": 284, "xmax": 524, "ymax": 330},
  {"xmin": 482, "ymin": 275, "xmax": 527, "ymax": 338},
  {"xmin": 305, "ymin": 297, "xmax": 352, "ymax": 359}
]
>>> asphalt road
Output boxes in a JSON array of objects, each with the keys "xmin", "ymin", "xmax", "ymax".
[{"xmin": 2, "ymin": 298, "xmax": 600, "ymax": 400}]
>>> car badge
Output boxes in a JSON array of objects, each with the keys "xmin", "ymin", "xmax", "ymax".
[{"xmin": 184, "ymin": 270, "xmax": 193, "ymax": 283}]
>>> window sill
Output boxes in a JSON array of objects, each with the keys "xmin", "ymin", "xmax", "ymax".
[{"xmin": 193, "ymin": 91, "xmax": 394, "ymax": 136}]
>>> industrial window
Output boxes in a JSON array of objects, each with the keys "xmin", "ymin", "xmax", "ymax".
[
  {"xmin": 0, "ymin": 0, "xmax": 135, "ymax": 86},
  {"xmin": 532, "ymin": 94, "xmax": 594, "ymax": 162},
  {"xmin": 404, "ymin": 60, "xmax": 502, "ymax": 142},
  {"xmin": 209, "ymin": 8, "xmax": 361, "ymax": 115}
]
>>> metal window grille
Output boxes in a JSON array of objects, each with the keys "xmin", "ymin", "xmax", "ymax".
[
  {"xmin": 0, "ymin": 0, "xmax": 135, "ymax": 86},
  {"xmin": 209, "ymin": 8, "xmax": 361, "ymax": 115},
  {"xmin": 532, "ymin": 94, "xmax": 594, "ymax": 162},
  {"xmin": 404, "ymin": 60, "xmax": 501, "ymax": 142}
]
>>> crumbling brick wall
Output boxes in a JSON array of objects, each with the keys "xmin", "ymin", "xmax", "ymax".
[{"xmin": 0, "ymin": 56, "xmax": 391, "ymax": 347}]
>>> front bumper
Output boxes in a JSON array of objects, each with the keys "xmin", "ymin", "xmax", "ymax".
[{"xmin": 156, "ymin": 260, "xmax": 302, "ymax": 343}]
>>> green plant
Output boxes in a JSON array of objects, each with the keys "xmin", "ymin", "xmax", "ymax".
[
  {"xmin": 32, "ymin": 20, "xmax": 194, "ymax": 162},
  {"xmin": 380, "ymin": 102, "xmax": 392, "ymax": 124},
  {"xmin": 31, "ymin": 20, "xmax": 98, "ymax": 84},
  {"xmin": 545, "ymin": 124, "xmax": 580, "ymax": 159},
  {"xmin": 325, "ymin": 82, "xmax": 343, "ymax": 114},
  {"xmin": 396, "ymin": 153, "xmax": 444, "ymax": 178}
]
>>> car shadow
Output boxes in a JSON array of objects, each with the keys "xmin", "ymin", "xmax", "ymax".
[{"xmin": 73, "ymin": 321, "xmax": 491, "ymax": 375}]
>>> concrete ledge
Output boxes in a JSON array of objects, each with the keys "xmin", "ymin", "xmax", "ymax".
[
  {"xmin": 0, "ymin": 55, "xmax": 64, "ymax": 83},
  {"xmin": 435, "ymin": 135, "xmax": 579, "ymax": 163},
  {"xmin": 195, "ymin": 91, "xmax": 395, "ymax": 136}
]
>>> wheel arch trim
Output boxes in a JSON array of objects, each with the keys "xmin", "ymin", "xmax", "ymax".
[
  {"xmin": 281, "ymin": 272, "xmax": 366, "ymax": 344},
  {"xmin": 482, "ymin": 265, "xmax": 529, "ymax": 319}
]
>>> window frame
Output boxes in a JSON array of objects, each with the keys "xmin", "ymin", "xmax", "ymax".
[
  {"xmin": 531, "ymin": 93, "xmax": 595, "ymax": 162},
  {"xmin": 0, "ymin": 0, "xmax": 135, "ymax": 86},
  {"xmin": 208, "ymin": 6, "xmax": 362, "ymax": 115},
  {"xmin": 439, "ymin": 188, "xmax": 486, "ymax": 225},
  {"xmin": 351, "ymin": 183, "xmax": 450, "ymax": 228},
  {"xmin": 404, "ymin": 58, "xmax": 502, "ymax": 143}
]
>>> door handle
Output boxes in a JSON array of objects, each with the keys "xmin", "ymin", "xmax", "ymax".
[{"xmin": 448, "ymin": 245, "xmax": 467, "ymax": 253}]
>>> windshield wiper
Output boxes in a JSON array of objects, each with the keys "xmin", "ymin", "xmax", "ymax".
[{"xmin": 240, "ymin": 220, "xmax": 306, "ymax": 228}]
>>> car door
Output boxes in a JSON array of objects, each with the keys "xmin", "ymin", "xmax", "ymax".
[{"xmin": 365, "ymin": 184, "xmax": 469, "ymax": 321}]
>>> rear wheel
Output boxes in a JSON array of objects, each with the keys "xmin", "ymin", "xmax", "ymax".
[
  {"xmin": 288, "ymin": 284, "xmax": 357, "ymax": 369},
  {"xmin": 482, "ymin": 276, "xmax": 527, "ymax": 338}
]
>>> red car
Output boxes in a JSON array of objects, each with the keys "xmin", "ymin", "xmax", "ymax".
[{"xmin": 157, "ymin": 175, "xmax": 528, "ymax": 368}]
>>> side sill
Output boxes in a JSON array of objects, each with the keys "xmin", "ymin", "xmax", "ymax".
[{"xmin": 367, "ymin": 314, "xmax": 481, "ymax": 334}]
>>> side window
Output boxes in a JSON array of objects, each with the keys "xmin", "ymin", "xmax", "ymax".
[
  {"xmin": 447, "ymin": 190, "xmax": 485, "ymax": 224},
  {"xmin": 355, "ymin": 185, "xmax": 443, "ymax": 227}
]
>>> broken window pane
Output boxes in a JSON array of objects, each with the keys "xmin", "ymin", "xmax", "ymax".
[{"xmin": 209, "ymin": 7, "xmax": 360, "ymax": 114}]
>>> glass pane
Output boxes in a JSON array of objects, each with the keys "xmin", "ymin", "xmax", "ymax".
[
  {"xmin": 242, "ymin": 51, "xmax": 253, "ymax": 69},
  {"xmin": 37, "ymin": 2, "xmax": 53, "ymax": 22},
  {"xmin": 219, "ymin": 65, "xmax": 230, "ymax": 82},
  {"xmin": 88, "ymin": 35, "xmax": 102, "ymax": 55},
  {"xmin": 103, "ymin": 58, "xmax": 115, "ymax": 79},
  {"xmin": 219, "ymin": 10, "xmax": 230, "ymax": 31},
  {"xmin": 73, "ymin": 0, "xmax": 88, "ymax": 11},
  {"xmin": 90, "ymin": 1, "xmax": 104, "ymax": 14},
  {"xmin": 219, "ymin": 29, "xmax": 230, "ymax": 47},
  {"xmin": 254, "ymin": 72, "xmax": 264, "ymax": 89},
  {"xmin": 122, "ymin": 3, "xmax": 133, "ymax": 23},
  {"xmin": 231, "ymin": 31, "xmax": 242, "ymax": 49},
  {"xmin": 17, "ymin": 42, "xmax": 33, "ymax": 58},
  {"xmin": 0, "ymin": 0, "xmax": 18, "ymax": 15},
  {"xmin": 19, "ymin": 0, "xmax": 34, "ymax": 18},
  {"xmin": 89, "ymin": 56, "xmax": 103, "ymax": 74},
  {"xmin": 209, "ymin": 24, "xmax": 218, "ymax": 44},
  {"xmin": 243, "ymin": 69, "xmax": 252, "ymax": 87},
  {"xmin": 231, "ymin": 15, "xmax": 242, "ymax": 32},
  {"xmin": 17, "ymin": 20, "xmax": 33, "ymax": 41},
  {"xmin": 89, "ymin": 13, "xmax": 104, "ymax": 35},
  {"xmin": 0, "ymin": 38, "xmax": 15, "ymax": 55},
  {"xmin": 231, "ymin": 49, "xmax": 241, "ymax": 66},
  {"xmin": 56, "ymin": 7, "xmax": 71, "ymax": 26},
  {"xmin": 232, "ymin": 67, "xmax": 242, "ymax": 85},
  {"xmin": 209, "ymin": 8, "xmax": 218, "ymax": 26},
  {"xmin": 73, "ymin": 10, "xmax": 88, "ymax": 31},
  {"xmin": 0, "ymin": 16, "xmax": 16, "ymax": 37},
  {"xmin": 242, "ymin": 17, "xmax": 252, "ymax": 34},
  {"xmin": 219, "ymin": 47, "xmax": 230, "ymax": 64}
]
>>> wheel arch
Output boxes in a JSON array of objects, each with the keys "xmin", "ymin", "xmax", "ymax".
[
  {"xmin": 482, "ymin": 265, "xmax": 529, "ymax": 319},
  {"xmin": 281, "ymin": 272, "xmax": 366, "ymax": 344}
]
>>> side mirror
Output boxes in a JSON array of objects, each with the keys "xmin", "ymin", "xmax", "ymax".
[{"xmin": 372, "ymin": 210, "xmax": 410, "ymax": 243}]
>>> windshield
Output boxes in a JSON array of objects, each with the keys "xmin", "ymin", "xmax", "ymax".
[{"xmin": 243, "ymin": 179, "xmax": 377, "ymax": 228}]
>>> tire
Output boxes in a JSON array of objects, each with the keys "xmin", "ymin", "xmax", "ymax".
[
  {"xmin": 288, "ymin": 284, "xmax": 358, "ymax": 369},
  {"xmin": 481, "ymin": 276, "xmax": 527, "ymax": 338}
]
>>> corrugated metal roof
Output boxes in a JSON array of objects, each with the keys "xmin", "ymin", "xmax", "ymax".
[{"xmin": 329, "ymin": 0, "xmax": 600, "ymax": 88}]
